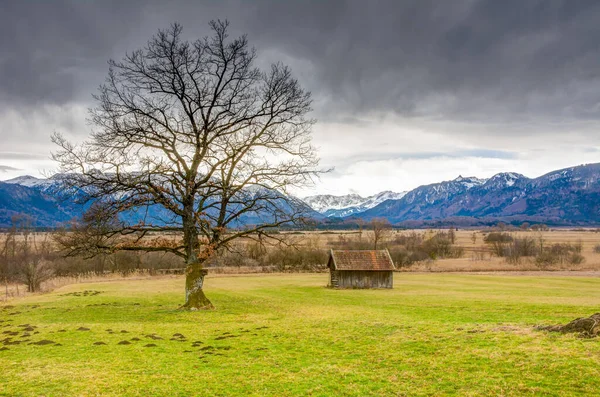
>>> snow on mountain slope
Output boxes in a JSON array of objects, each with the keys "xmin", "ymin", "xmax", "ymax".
[
  {"xmin": 481, "ymin": 172, "xmax": 528, "ymax": 190},
  {"xmin": 4, "ymin": 175, "xmax": 54, "ymax": 188},
  {"xmin": 302, "ymin": 194, "xmax": 364, "ymax": 213},
  {"xmin": 303, "ymin": 191, "xmax": 407, "ymax": 217},
  {"xmin": 361, "ymin": 191, "xmax": 408, "ymax": 209}
]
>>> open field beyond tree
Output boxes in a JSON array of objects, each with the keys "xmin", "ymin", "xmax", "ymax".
[{"xmin": 2, "ymin": 273, "xmax": 600, "ymax": 396}]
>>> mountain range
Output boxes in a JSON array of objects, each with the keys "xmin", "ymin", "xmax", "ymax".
[
  {"xmin": 306, "ymin": 164, "xmax": 600, "ymax": 226},
  {"xmin": 1, "ymin": 163, "xmax": 600, "ymax": 227}
]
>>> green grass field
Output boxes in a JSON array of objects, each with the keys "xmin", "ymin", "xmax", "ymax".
[{"xmin": 1, "ymin": 273, "xmax": 600, "ymax": 396}]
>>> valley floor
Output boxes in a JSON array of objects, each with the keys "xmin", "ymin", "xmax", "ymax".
[{"xmin": 1, "ymin": 273, "xmax": 600, "ymax": 396}]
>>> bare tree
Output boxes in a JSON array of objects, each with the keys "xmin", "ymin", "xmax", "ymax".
[
  {"xmin": 448, "ymin": 228, "xmax": 456, "ymax": 244},
  {"xmin": 17, "ymin": 232, "xmax": 55, "ymax": 293},
  {"xmin": 52, "ymin": 21, "xmax": 319, "ymax": 309},
  {"xmin": 5, "ymin": 215, "xmax": 55, "ymax": 293},
  {"xmin": 355, "ymin": 218, "xmax": 367, "ymax": 240},
  {"xmin": 0, "ymin": 230, "xmax": 15, "ymax": 300},
  {"xmin": 370, "ymin": 218, "xmax": 392, "ymax": 250}
]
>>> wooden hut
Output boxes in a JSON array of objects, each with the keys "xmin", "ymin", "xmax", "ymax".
[{"xmin": 327, "ymin": 249, "xmax": 395, "ymax": 289}]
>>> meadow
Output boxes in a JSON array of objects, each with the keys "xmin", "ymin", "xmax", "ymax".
[{"xmin": 2, "ymin": 273, "xmax": 600, "ymax": 396}]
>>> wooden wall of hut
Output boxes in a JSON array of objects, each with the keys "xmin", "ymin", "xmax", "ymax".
[{"xmin": 330, "ymin": 270, "xmax": 393, "ymax": 289}]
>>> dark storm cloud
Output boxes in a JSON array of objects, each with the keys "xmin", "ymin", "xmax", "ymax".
[
  {"xmin": 0, "ymin": 1, "xmax": 151, "ymax": 106},
  {"xmin": 240, "ymin": 0, "xmax": 600, "ymax": 123},
  {"xmin": 2, "ymin": 0, "xmax": 600, "ymax": 124}
]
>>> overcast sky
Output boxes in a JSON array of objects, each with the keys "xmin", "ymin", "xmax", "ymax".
[{"xmin": 2, "ymin": 0, "xmax": 600, "ymax": 197}]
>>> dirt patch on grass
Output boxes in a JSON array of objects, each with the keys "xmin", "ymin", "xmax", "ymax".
[
  {"xmin": 61, "ymin": 290, "xmax": 103, "ymax": 297},
  {"xmin": 170, "ymin": 333, "xmax": 187, "ymax": 341},
  {"xmin": 214, "ymin": 334, "xmax": 239, "ymax": 340},
  {"xmin": 32, "ymin": 340, "xmax": 55, "ymax": 346}
]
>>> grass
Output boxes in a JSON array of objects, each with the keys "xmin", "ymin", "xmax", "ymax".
[{"xmin": 1, "ymin": 273, "xmax": 600, "ymax": 396}]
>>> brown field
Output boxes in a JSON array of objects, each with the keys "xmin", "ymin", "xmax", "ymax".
[
  {"xmin": 280, "ymin": 228, "xmax": 600, "ymax": 272},
  {"xmin": 3, "ymin": 227, "xmax": 600, "ymax": 301}
]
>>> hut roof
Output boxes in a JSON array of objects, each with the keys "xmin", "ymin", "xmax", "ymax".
[{"xmin": 328, "ymin": 249, "xmax": 395, "ymax": 271}]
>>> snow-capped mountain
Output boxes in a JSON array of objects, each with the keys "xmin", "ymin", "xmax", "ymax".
[
  {"xmin": 4, "ymin": 175, "xmax": 54, "ymax": 189},
  {"xmin": 401, "ymin": 176, "xmax": 487, "ymax": 206},
  {"xmin": 303, "ymin": 190, "xmax": 407, "ymax": 217},
  {"xmin": 480, "ymin": 172, "xmax": 528, "ymax": 190}
]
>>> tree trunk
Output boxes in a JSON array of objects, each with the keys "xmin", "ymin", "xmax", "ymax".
[
  {"xmin": 182, "ymin": 264, "xmax": 213, "ymax": 310},
  {"xmin": 181, "ymin": 203, "xmax": 213, "ymax": 310}
]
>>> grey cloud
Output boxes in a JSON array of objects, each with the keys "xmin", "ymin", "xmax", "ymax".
[
  {"xmin": 453, "ymin": 149, "xmax": 517, "ymax": 160},
  {"xmin": 329, "ymin": 149, "xmax": 518, "ymax": 169},
  {"xmin": 0, "ymin": 152, "xmax": 48, "ymax": 161},
  {"xmin": 240, "ymin": 0, "xmax": 600, "ymax": 124},
  {"xmin": 0, "ymin": 1, "xmax": 148, "ymax": 106},
  {"xmin": 2, "ymin": 0, "xmax": 600, "ymax": 128},
  {"xmin": 0, "ymin": 165, "xmax": 20, "ymax": 172}
]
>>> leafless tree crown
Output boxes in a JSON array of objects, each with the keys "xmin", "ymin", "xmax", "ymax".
[{"xmin": 52, "ymin": 21, "xmax": 320, "ymax": 262}]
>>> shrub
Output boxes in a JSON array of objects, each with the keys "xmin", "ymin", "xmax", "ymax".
[
  {"xmin": 535, "ymin": 243, "xmax": 585, "ymax": 268},
  {"xmin": 535, "ymin": 251, "xmax": 558, "ymax": 268},
  {"xmin": 594, "ymin": 244, "xmax": 600, "ymax": 254},
  {"xmin": 483, "ymin": 232, "xmax": 513, "ymax": 243},
  {"xmin": 569, "ymin": 253, "xmax": 585, "ymax": 265},
  {"xmin": 246, "ymin": 241, "xmax": 267, "ymax": 261},
  {"xmin": 393, "ymin": 232, "xmax": 423, "ymax": 251},
  {"xmin": 420, "ymin": 233, "xmax": 464, "ymax": 259},
  {"xmin": 388, "ymin": 247, "xmax": 430, "ymax": 268},
  {"xmin": 489, "ymin": 237, "xmax": 538, "ymax": 264}
]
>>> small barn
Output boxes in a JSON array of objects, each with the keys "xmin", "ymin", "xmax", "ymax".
[{"xmin": 327, "ymin": 249, "xmax": 395, "ymax": 289}]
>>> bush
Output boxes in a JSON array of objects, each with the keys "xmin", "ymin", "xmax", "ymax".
[
  {"xmin": 594, "ymin": 244, "xmax": 600, "ymax": 254},
  {"xmin": 535, "ymin": 251, "xmax": 559, "ymax": 268},
  {"xmin": 393, "ymin": 232, "xmax": 423, "ymax": 251},
  {"xmin": 535, "ymin": 243, "xmax": 585, "ymax": 268},
  {"xmin": 483, "ymin": 232, "xmax": 513, "ymax": 243},
  {"xmin": 489, "ymin": 237, "xmax": 538, "ymax": 264},
  {"xmin": 570, "ymin": 253, "xmax": 585, "ymax": 265},
  {"xmin": 388, "ymin": 247, "xmax": 429, "ymax": 268},
  {"xmin": 420, "ymin": 233, "xmax": 464, "ymax": 260}
]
